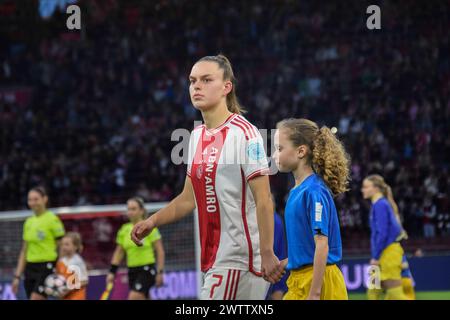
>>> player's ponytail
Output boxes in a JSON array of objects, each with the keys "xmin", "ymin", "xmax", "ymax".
[
  {"xmin": 312, "ymin": 126, "xmax": 351, "ymax": 196},
  {"xmin": 276, "ymin": 118, "xmax": 351, "ymax": 196},
  {"xmin": 384, "ymin": 184, "xmax": 399, "ymax": 218},
  {"xmin": 365, "ymin": 174, "xmax": 405, "ymax": 228},
  {"xmin": 197, "ymin": 54, "xmax": 245, "ymax": 115}
]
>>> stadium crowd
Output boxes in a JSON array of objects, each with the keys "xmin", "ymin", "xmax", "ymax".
[{"xmin": 1, "ymin": 0, "xmax": 449, "ymax": 242}]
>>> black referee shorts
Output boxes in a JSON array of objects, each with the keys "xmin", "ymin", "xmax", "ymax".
[
  {"xmin": 24, "ymin": 261, "xmax": 56, "ymax": 299},
  {"xmin": 127, "ymin": 264, "xmax": 156, "ymax": 297}
]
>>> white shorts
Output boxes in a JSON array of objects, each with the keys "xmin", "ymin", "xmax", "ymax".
[{"xmin": 200, "ymin": 268, "xmax": 270, "ymax": 300}]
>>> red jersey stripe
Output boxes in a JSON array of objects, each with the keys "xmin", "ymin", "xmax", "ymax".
[
  {"xmin": 230, "ymin": 120, "xmax": 250, "ymax": 140},
  {"xmin": 223, "ymin": 269, "xmax": 232, "ymax": 300},
  {"xmin": 228, "ymin": 270, "xmax": 237, "ymax": 300},
  {"xmin": 190, "ymin": 126, "xmax": 229, "ymax": 272},
  {"xmin": 247, "ymin": 168, "xmax": 270, "ymax": 181},
  {"xmin": 236, "ymin": 116, "xmax": 257, "ymax": 138},
  {"xmin": 232, "ymin": 270, "xmax": 241, "ymax": 300},
  {"xmin": 234, "ymin": 116, "xmax": 255, "ymax": 139}
]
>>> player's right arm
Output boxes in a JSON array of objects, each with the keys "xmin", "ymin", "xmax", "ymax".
[
  {"xmin": 131, "ymin": 176, "xmax": 196, "ymax": 246},
  {"xmin": 12, "ymin": 241, "xmax": 27, "ymax": 294}
]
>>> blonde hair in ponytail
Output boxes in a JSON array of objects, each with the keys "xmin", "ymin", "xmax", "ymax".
[
  {"xmin": 276, "ymin": 118, "xmax": 351, "ymax": 196},
  {"xmin": 197, "ymin": 54, "xmax": 245, "ymax": 115},
  {"xmin": 365, "ymin": 174, "xmax": 408, "ymax": 239},
  {"xmin": 366, "ymin": 175, "xmax": 401, "ymax": 224}
]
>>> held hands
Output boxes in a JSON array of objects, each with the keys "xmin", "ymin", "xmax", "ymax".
[
  {"xmin": 131, "ymin": 218, "xmax": 155, "ymax": 246},
  {"xmin": 261, "ymin": 251, "xmax": 286, "ymax": 284}
]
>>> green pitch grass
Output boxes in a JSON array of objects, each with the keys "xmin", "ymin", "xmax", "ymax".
[{"xmin": 349, "ymin": 291, "xmax": 450, "ymax": 300}]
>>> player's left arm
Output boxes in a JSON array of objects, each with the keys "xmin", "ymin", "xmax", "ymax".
[
  {"xmin": 248, "ymin": 175, "xmax": 283, "ymax": 283},
  {"xmin": 308, "ymin": 234, "xmax": 329, "ymax": 300}
]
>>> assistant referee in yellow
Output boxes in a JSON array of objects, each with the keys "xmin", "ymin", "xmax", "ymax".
[{"xmin": 12, "ymin": 187, "xmax": 65, "ymax": 300}]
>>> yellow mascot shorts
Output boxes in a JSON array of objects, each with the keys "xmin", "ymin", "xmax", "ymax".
[
  {"xmin": 283, "ymin": 265, "xmax": 348, "ymax": 300},
  {"xmin": 379, "ymin": 242, "xmax": 404, "ymax": 281}
]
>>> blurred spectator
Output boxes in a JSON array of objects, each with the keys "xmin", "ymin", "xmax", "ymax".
[{"xmin": 0, "ymin": 0, "xmax": 449, "ymax": 243}]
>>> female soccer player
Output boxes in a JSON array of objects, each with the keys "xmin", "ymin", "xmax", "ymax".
[
  {"xmin": 11, "ymin": 186, "xmax": 66, "ymax": 300},
  {"xmin": 107, "ymin": 197, "xmax": 165, "ymax": 300},
  {"xmin": 361, "ymin": 174, "xmax": 409, "ymax": 300},
  {"xmin": 131, "ymin": 54, "xmax": 283, "ymax": 300},
  {"xmin": 56, "ymin": 232, "xmax": 88, "ymax": 300},
  {"xmin": 272, "ymin": 118, "xmax": 350, "ymax": 300}
]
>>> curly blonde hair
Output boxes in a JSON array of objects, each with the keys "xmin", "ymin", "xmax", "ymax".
[{"xmin": 276, "ymin": 118, "xmax": 351, "ymax": 196}]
